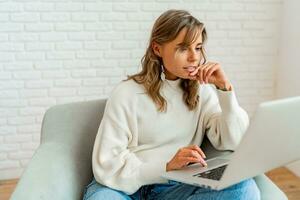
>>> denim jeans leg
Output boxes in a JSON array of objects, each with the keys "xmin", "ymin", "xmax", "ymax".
[
  {"xmin": 82, "ymin": 178, "xmax": 133, "ymax": 200},
  {"xmin": 187, "ymin": 178, "xmax": 261, "ymax": 200}
]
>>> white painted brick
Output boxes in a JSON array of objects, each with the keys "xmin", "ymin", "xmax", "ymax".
[
  {"xmin": 243, "ymin": 21, "xmax": 266, "ymax": 30},
  {"xmin": 84, "ymin": 22, "xmax": 112, "ymax": 31},
  {"xmin": 229, "ymin": 13, "xmax": 252, "ymax": 21},
  {"xmin": 0, "ymin": 143, "xmax": 20, "ymax": 152},
  {"xmin": 0, "ymin": 118, "xmax": 7, "ymax": 125},
  {"xmin": 19, "ymin": 107, "xmax": 45, "ymax": 116},
  {"xmin": 0, "ymin": 109, "xmax": 17, "ymax": 118},
  {"xmin": 4, "ymin": 62, "xmax": 33, "ymax": 70},
  {"xmin": 101, "ymin": 13, "xmax": 127, "ymax": 21},
  {"xmin": 124, "ymin": 32, "xmax": 148, "ymax": 40},
  {"xmin": 0, "ymin": 3, "xmax": 22, "ymax": 12},
  {"xmin": 42, "ymin": 71, "xmax": 69, "ymax": 79},
  {"xmin": 0, "ymin": 23, "xmax": 23, "ymax": 32},
  {"xmin": 0, "ymin": 153, "xmax": 7, "ymax": 161},
  {"xmin": 228, "ymin": 30, "xmax": 251, "ymax": 38},
  {"xmin": 10, "ymin": 13, "xmax": 39, "ymax": 22},
  {"xmin": 25, "ymin": 43, "xmax": 54, "ymax": 51},
  {"xmin": 69, "ymin": 32, "xmax": 96, "ymax": 41},
  {"xmin": 113, "ymin": 4, "xmax": 139, "ymax": 12},
  {"xmin": 20, "ymin": 159, "xmax": 31, "ymax": 167},
  {"xmin": 18, "ymin": 124, "xmax": 41, "ymax": 134},
  {"xmin": 46, "ymin": 51, "xmax": 75, "ymax": 60},
  {"xmin": 0, "ymin": 72, "xmax": 12, "ymax": 80},
  {"xmin": 25, "ymin": 23, "xmax": 53, "ymax": 32},
  {"xmin": 0, "ymin": 13, "xmax": 9, "ymax": 22},
  {"xmin": 221, "ymin": 3, "xmax": 244, "ymax": 11},
  {"xmin": 82, "ymin": 78, "xmax": 108, "ymax": 86},
  {"xmin": 29, "ymin": 98, "xmax": 56, "ymax": 107},
  {"xmin": 245, "ymin": 4, "xmax": 266, "ymax": 12},
  {"xmin": 0, "ymin": 161, "xmax": 19, "ymax": 170},
  {"xmin": 19, "ymin": 89, "xmax": 47, "ymax": 98},
  {"xmin": 21, "ymin": 142, "xmax": 40, "ymax": 150},
  {"xmin": 217, "ymin": 22, "xmax": 242, "ymax": 30},
  {"xmin": 84, "ymin": 3, "xmax": 112, "ymax": 11},
  {"xmin": 91, "ymin": 60, "xmax": 118, "ymax": 68},
  {"xmin": 112, "ymin": 41, "xmax": 138, "ymax": 49},
  {"xmin": 34, "ymin": 61, "xmax": 63, "ymax": 70},
  {"xmin": 76, "ymin": 51, "xmax": 103, "ymax": 59},
  {"xmin": 0, "ymin": 33, "xmax": 9, "ymax": 41},
  {"xmin": 96, "ymin": 32, "xmax": 123, "ymax": 40},
  {"xmin": 83, "ymin": 41, "xmax": 110, "ymax": 50},
  {"xmin": 55, "ymin": 3, "xmax": 83, "ymax": 11},
  {"xmin": 0, "ymin": 99, "xmax": 27, "ymax": 107},
  {"xmin": 141, "ymin": 3, "xmax": 169, "ymax": 11},
  {"xmin": 71, "ymin": 69, "xmax": 96, "ymax": 78},
  {"xmin": 41, "ymin": 13, "xmax": 71, "ymax": 22},
  {"xmin": 9, "ymin": 151, "xmax": 35, "ymax": 160},
  {"xmin": 54, "ymin": 79, "xmax": 81, "ymax": 87},
  {"xmin": 104, "ymin": 51, "xmax": 130, "ymax": 59},
  {"xmin": 49, "ymin": 88, "xmax": 76, "ymax": 97},
  {"xmin": 0, "ymin": 80, "xmax": 24, "ymax": 89},
  {"xmin": 127, "ymin": 13, "xmax": 154, "ymax": 21},
  {"xmin": 54, "ymin": 23, "xmax": 83, "ymax": 32},
  {"xmin": 25, "ymin": 80, "xmax": 53, "ymax": 89},
  {"xmin": 40, "ymin": 33, "xmax": 68, "ymax": 42},
  {"xmin": 7, "ymin": 117, "xmax": 35, "ymax": 125},
  {"xmin": 56, "ymin": 96, "xmax": 84, "ymax": 104},
  {"xmin": 13, "ymin": 71, "xmax": 41, "ymax": 80},
  {"xmin": 5, "ymin": 135, "xmax": 33, "ymax": 143},
  {"xmin": 109, "ymin": 77, "xmax": 125, "ymax": 84},
  {"xmin": 205, "ymin": 13, "xmax": 230, "ymax": 21},
  {"xmin": 0, "ymin": 126, "xmax": 17, "ymax": 135},
  {"xmin": 96, "ymin": 68, "xmax": 124, "ymax": 76},
  {"xmin": 24, "ymin": 2, "xmax": 54, "ymax": 11},
  {"xmin": 0, "ymin": 90, "xmax": 18, "ymax": 98},
  {"xmin": 55, "ymin": 42, "xmax": 82, "ymax": 50},
  {"xmin": 0, "ymin": 52, "xmax": 14, "ymax": 61},
  {"xmin": 15, "ymin": 52, "xmax": 45, "ymax": 61},
  {"xmin": 71, "ymin": 13, "xmax": 99, "ymax": 22},
  {"xmin": 77, "ymin": 87, "xmax": 103, "ymax": 96},
  {"xmin": 63, "ymin": 60, "xmax": 90, "ymax": 69}
]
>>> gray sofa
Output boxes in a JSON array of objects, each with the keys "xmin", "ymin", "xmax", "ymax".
[{"xmin": 11, "ymin": 99, "xmax": 288, "ymax": 200}]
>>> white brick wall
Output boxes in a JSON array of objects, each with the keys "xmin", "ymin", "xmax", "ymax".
[{"xmin": 0, "ymin": 0, "xmax": 282, "ymax": 180}]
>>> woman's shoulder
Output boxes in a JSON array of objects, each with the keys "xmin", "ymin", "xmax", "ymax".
[{"xmin": 108, "ymin": 79, "xmax": 145, "ymax": 102}]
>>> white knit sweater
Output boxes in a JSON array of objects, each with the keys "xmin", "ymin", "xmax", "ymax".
[{"xmin": 92, "ymin": 78, "xmax": 249, "ymax": 194}]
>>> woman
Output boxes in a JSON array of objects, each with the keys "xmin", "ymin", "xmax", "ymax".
[{"xmin": 83, "ymin": 9, "xmax": 260, "ymax": 200}]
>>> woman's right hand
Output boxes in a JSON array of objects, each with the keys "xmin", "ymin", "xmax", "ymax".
[{"xmin": 166, "ymin": 145, "xmax": 207, "ymax": 171}]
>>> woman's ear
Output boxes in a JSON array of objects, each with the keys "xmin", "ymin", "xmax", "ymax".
[{"xmin": 152, "ymin": 42, "xmax": 162, "ymax": 57}]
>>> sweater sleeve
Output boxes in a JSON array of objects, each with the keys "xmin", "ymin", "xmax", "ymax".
[
  {"xmin": 92, "ymin": 82, "xmax": 166, "ymax": 195},
  {"xmin": 200, "ymin": 85, "xmax": 249, "ymax": 151}
]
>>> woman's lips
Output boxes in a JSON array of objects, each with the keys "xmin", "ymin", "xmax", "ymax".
[{"xmin": 184, "ymin": 66, "xmax": 197, "ymax": 72}]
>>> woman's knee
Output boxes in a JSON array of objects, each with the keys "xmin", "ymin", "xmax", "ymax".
[
  {"xmin": 83, "ymin": 180, "xmax": 130, "ymax": 200},
  {"xmin": 226, "ymin": 179, "xmax": 261, "ymax": 200}
]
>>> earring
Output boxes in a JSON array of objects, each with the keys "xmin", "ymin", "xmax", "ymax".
[{"xmin": 160, "ymin": 64, "xmax": 165, "ymax": 81}]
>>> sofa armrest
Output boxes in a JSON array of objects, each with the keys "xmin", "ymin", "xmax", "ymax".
[{"xmin": 11, "ymin": 99, "xmax": 107, "ymax": 200}]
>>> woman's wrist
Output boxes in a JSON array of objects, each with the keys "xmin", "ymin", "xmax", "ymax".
[{"xmin": 215, "ymin": 81, "xmax": 232, "ymax": 91}]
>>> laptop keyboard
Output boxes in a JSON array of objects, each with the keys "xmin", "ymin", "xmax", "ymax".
[{"xmin": 193, "ymin": 164, "xmax": 228, "ymax": 181}]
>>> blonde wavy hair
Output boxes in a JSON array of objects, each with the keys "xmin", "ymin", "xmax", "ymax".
[{"xmin": 127, "ymin": 9, "xmax": 207, "ymax": 112}]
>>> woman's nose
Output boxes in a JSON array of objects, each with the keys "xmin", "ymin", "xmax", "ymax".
[{"xmin": 188, "ymin": 50, "xmax": 198, "ymax": 62}]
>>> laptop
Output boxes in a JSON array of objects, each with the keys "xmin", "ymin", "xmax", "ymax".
[{"xmin": 161, "ymin": 96, "xmax": 300, "ymax": 190}]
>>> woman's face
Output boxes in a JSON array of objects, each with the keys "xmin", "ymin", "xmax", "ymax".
[{"xmin": 153, "ymin": 28, "xmax": 204, "ymax": 80}]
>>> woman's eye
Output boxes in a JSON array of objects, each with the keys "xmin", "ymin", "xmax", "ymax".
[{"xmin": 196, "ymin": 47, "xmax": 202, "ymax": 51}]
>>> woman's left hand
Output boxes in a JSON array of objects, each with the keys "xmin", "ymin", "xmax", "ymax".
[{"xmin": 188, "ymin": 61, "xmax": 232, "ymax": 90}]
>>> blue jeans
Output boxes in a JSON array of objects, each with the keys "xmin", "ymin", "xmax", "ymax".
[{"xmin": 83, "ymin": 178, "xmax": 260, "ymax": 200}]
